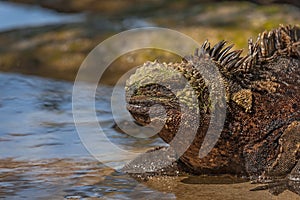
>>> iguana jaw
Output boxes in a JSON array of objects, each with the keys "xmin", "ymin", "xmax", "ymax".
[
  {"xmin": 126, "ymin": 83, "xmax": 181, "ymax": 127},
  {"xmin": 126, "ymin": 95, "xmax": 170, "ymax": 126}
]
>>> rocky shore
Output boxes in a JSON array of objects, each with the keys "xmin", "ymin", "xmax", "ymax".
[{"xmin": 0, "ymin": 1, "xmax": 299, "ymax": 84}]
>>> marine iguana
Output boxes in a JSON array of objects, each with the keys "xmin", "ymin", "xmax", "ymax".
[{"xmin": 123, "ymin": 25, "xmax": 300, "ymax": 193}]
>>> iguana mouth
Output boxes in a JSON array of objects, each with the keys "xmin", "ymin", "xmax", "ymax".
[
  {"xmin": 125, "ymin": 73, "xmax": 184, "ymax": 125},
  {"xmin": 126, "ymin": 98, "xmax": 152, "ymax": 122},
  {"xmin": 126, "ymin": 92, "xmax": 178, "ymax": 126}
]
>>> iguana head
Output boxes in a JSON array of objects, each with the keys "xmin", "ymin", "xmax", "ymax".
[
  {"xmin": 125, "ymin": 60, "xmax": 199, "ymax": 143},
  {"xmin": 124, "ymin": 40, "xmax": 240, "ymax": 143}
]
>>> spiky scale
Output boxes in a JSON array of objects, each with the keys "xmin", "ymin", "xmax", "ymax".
[
  {"xmin": 210, "ymin": 40, "xmax": 227, "ymax": 57},
  {"xmin": 216, "ymin": 44, "xmax": 234, "ymax": 61}
]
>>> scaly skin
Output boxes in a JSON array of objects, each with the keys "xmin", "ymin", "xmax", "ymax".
[{"xmin": 124, "ymin": 25, "xmax": 300, "ymax": 193}]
